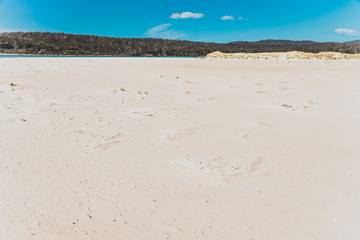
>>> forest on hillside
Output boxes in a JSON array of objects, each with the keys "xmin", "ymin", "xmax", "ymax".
[{"xmin": 0, "ymin": 32, "xmax": 359, "ymax": 56}]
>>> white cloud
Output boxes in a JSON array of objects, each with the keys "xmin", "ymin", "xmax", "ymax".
[
  {"xmin": 238, "ymin": 16, "xmax": 243, "ymax": 20},
  {"xmin": 221, "ymin": 15, "xmax": 235, "ymax": 21},
  {"xmin": 146, "ymin": 24, "xmax": 172, "ymax": 36},
  {"xmin": 334, "ymin": 28, "xmax": 358, "ymax": 36},
  {"xmin": 146, "ymin": 24, "xmax": 186, "ymax": 39},
  {"xmin": 170, "ymin": 12, "xmax": 204, "ymax": 19}
]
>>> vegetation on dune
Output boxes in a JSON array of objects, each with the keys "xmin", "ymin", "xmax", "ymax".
[
  {"xmin": 206, "ymin": 51, "xmax": 360, "ymax": 60},
  {"xmin": 0, "ymin": 32, "xmax": 359, "ymax": 56}
]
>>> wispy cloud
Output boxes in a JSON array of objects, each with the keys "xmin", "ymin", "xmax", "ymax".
[
  {"xmin": 170, "ymin": 12, "xmax": 204, "ymax": 19},
  {"xmin": 238, "ymin": 16, "xmax": 243, "ymax": 20},
  {"xmin": 334, "ymin": 28, "xmax": 358, "ymax": 36},
  {"xmin": 146, "ymin": 24, "xmax": 185, "ymax": 39},
  {"xmin": 221, "ymin": 15, "xmax": 235, "ymax": 21}
]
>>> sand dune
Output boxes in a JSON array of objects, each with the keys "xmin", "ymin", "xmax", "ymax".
[
  {"xmin": 1, "ymin": 57, "xmax": 360, "ymax": 239},
  {"xmin": 206, "ymin": 51, "xmax": 360, "ymax": 60}
]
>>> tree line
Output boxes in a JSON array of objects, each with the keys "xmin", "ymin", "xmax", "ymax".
[{"xmin": 0, "ymin": 32, "xmax": 359, "ymax": 56}]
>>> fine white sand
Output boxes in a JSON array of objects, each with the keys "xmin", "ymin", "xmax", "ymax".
[{"xmin": 1, "ymin": 57, "xmax": 360, "ymax": 239}]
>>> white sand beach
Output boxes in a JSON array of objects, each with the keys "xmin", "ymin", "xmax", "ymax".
[{"xmin": 1, "ymin": 57, "xmax": 360, "ymax": 239}]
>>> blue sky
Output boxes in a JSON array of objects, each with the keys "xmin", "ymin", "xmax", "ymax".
[{"xmin": 0, "ymin": 0, "xmax": 359, "ymax": 42}]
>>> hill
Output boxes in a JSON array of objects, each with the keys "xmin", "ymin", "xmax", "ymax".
[{"xmin": 0, "ymin": 32, "xmax": 359, "ymax": 56}]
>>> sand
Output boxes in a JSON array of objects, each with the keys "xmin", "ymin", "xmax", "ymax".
[
  {"xmin": 0, "ymin": 57, "xmax": 360, "ymax": 239},
  {"xmin": 206, "ymin": 51, "xmax": 360, "ymax": 60}
]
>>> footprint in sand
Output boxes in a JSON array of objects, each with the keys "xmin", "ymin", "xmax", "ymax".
[
  {"xmin": 281, "ymin": 104, "xmax": 294, "ymax": 110},
  {"xmin": 230, "ymin": 132, "xmax": 248, "ymax": 141},
  {"xmin": 119, "ymin": 108, "xmax": 156, "ymax": 121},
  {"xmin": 301, "ymin": 101, "xmax": 316, "ymax": 110},
  {"xmin": 278, "ymin": 87, "xmax": 298, "ymax": 91},
  {"xmin": 52, "ymin": 130, "xmax": 84, "ymax": 136},
  {"xmin": 248, "ymin": 121, "xmax": 272, "ymax": 130},
  {"xmin": 90, "ymin": 132, "xmax": 122, "ymax": 151},
  {"xmin": 281, "ymin": 101, "xmax": 316, "ymax": 112},
  {"xmin": 196, "ymin": 96, "xmax": 219, "ymax": 102},
  {"xmin": 128, "ymin": 107, "xmax": 181, "ymax": 121},
  {"xmin": 279, "ymin": 87, "xmax": 289, "ymax": 90},
  {"xmin": 162, "ymin": 125, "xmax": 201, "ymax": 141},
  {"xmin": 173, "ymin": 155, "xmax": 263, "ymax": 179},
  {"xmin": 230, "ymin": 122, "xmax": 271, "ymax": 143},
  {"xmin": 66, "ymin": 95, "xmax": 86, "ymax": 103}
]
